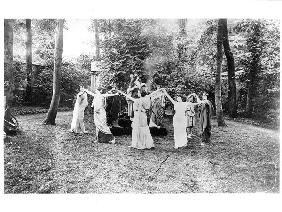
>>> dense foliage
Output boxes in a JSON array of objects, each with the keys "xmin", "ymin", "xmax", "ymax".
[
  {"xmin": 7, "ymin": 19, "xmax": 90, "ymax": 107},
  {"xmin": 8, "ymin": 19, "xmax": 280, "ymax": 125},
  {"xmin": 6, "ymin": 61, "xmax": 90, "ymax": 106},
  {"xmin": 91, "ymin": 19, "xmax": 152, "ymax": 90},
  {"xmin": 233, "ymin": 20, "xmax": 280, "ymax": 123}
]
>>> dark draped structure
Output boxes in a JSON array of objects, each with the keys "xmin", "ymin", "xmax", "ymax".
[
  {"xmin": 193, "ymin": 100, "xmax": 213, "ymax": 143},
  {"xmin": 105, "ymin": 95, "xmax": 167, "ymax": 137}
]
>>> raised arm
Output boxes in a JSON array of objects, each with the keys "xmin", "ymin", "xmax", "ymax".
[
  {"xmin": 91, "ymin": 98, "xmax": 95, "ymax": 107},
  {"xmin": 148, "ymin": 88, "xmax": 163, "ymax": 97},
  {"xmin": 127, "ymin": 85, "xmax": 138, "ymax": 94},
  {"xmin": 78, "ymin": 91, "xmax": 86, "ymax": 97},
  {"xmin": 102, "ymin": 93, "xmax": 118, "ymax": 97},
  {"xmin": 194, "ymin": 93, "xmax": 201, "ymax": 103},
  {"xmin": 117, "ymin": 90, "xmax": 136, "ymax": 102},
  {"xmin": 187, "ymin": 93, "xmax": 202, "ymax": 105},
  {"xmin": 79, "ymin": 94, "xmax": 86, "ymax": 105},
  {"xmin": 162, "ymin": 89, "xmax": 176, "ymax": 104},
  {"xmin": 186, "ymin": 93, "xmax": 196, "ymax": 100},
  {"xmin": 84, "ymin": 89, "xmax": 96, "ymax": 97}
]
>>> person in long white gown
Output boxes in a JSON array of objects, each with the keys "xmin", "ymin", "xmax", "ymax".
[
  {"xmin": 70, "ymin": 86, "xmax": 88, "ymax": 133},
  {"xmin": 162, "ymin": 90, "xmax": 201, "ymax": 149},
  {"xmin": 118, "ymin": 87, "xmax": 162, "ymax": 149},
  {"xmin": 88, "ymin": 89, "xmax": 118, "ymax": 144}
]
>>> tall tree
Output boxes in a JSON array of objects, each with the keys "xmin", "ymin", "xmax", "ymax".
[
  {"xmin": 215, "ymin": 19, "xmax": 226, "ymax": 126},
  {"xmin": 177, "ymin": 19, "xmax": 187, "ymax": 61},
  {"xmin": 4, "ymin": 19, "xmax": 14, "ymax": 105},
  {"xmin": 43, "ymin": 19, "xmax": 64, "ymax": 125},
  {"xmin": 94, "ymin": 19, "xmax": 100, "ymax": 60},
  {"xmin": 97, "ymin": 19, "xmax": 151, "ymax": 90},
  {"xmin": 178, "ymin": 19, "xmax": 187, "ymax": 37},
  {"xmin": 245, "ymin": 21, "xmax": 263, "ymax": 116},
  {"xmin": 222, "ymin": 19, "xmax": 237, "ymax": 118},
  {"xmin": 25, "ymin": 19, "xmax": 33, "ymax": 103}
]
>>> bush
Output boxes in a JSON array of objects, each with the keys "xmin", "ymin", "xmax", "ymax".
[
  {"xmin": 5, "ymin": 60, "xmax": 91, "ymax": 108},
  {"xmin": 32, "ymin": 62, "xmax": 91, "ymax": 107}
]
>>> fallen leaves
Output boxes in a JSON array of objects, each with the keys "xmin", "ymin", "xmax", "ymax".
[{"xmin": 4, "ymin": 111, "xmax": 280, "ymax": 193}]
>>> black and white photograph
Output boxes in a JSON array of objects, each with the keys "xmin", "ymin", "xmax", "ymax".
[{"xmin": 1, "ymin": 0, "xmax": 281, "ymax": 211}]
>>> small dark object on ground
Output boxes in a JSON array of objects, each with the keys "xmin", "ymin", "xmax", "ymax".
[
  {"xmin": 111, "ymin": 117, "xmax": 168, "ymax": 137},
  {"xmin": 110, "ymin": 127, "xmax": 132, "ymax": 136},
  {"xmin": 118, "ymin": 117, "xmax": 132, "ymax": 128},
  {"xmin": 150, "ymin": 127, "xmax": 168, "ymax": 136}
]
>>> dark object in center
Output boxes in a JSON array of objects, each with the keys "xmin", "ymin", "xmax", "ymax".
[
  {"xmin": 98, "ymin": 131, "xmax": 114, "ymax": 143},
  {"xmin": 110, "ymin": 117, "xmax": 132, "ymax": 136},
  {"xmin": 106, "ymin": 95, "xmax": 122, "ymax": 126},
  {"xmin": 149, "ymin": 127, "xmax": 168, "ymax": 136},
  {"xmin": 109, "ymin": 117, "xmax": 168, "ymax": 136}
]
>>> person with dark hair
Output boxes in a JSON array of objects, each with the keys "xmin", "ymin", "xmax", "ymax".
[
  {"xmin": 185, "ymin": 94, "xmax": 198, "ymax": 138},
  {"xmin": 105, "ymin": 84, "xmax": 122, "ymax": 128},
  {"xmin": 202, "ymin": 91, "xmax": 208, "ymax": 100},
  {"xmin": 85, "ymin": 88, "xmax": 118, "ymax": 144},
  {"xmin": 117, "ymin": 86, "xmax": 162, "ymax": 149},
  {"xmin": 162, "ymin": 90, "xmax": 202, "ymax": 149},
  {"xmin": 199, "ymin": 91, "xmax": 213, "ymax": 145}
]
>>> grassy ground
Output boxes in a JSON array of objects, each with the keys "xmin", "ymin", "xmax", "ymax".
[{"xmin": 4, "ymin": 111, "xmax": 280, "ymax": 193}]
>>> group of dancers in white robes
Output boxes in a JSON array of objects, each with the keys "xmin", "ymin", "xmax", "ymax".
[
  {"xmin": 70, "ymin": 86, "xmax": 117, "ymax": 144},
  {"xmin": 70, "ymin": 80, "xmax": 209, "ymax": 149}
]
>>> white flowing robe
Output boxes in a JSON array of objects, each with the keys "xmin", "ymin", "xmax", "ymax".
[
  {"xmin": 70, "ymin": 92, "xmax": 88, "ymax": 133},
  {"xmin": 92, "ymin": 91, "xmax": 112, "ymax": 134},
  {"xmin": 131, "ymin": 96, "xmax": 154, "ymax": 149},
  {"xmin": 173, "ymin": 102, "xmax": 193, "ymax": 148}
]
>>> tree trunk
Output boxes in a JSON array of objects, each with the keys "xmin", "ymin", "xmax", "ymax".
[
  {"xmin": 245, "ymin": 23, "xmax": 261, "ymax": 116},
  {"xmin": 43, "ymin": 19, "xmax": 64, "ymax": 125},
  {"xmin": 245, "ymin": 86, "xmax": 252, "ymax": 114},
  {"xmin": 177, "ymin": 19, "xmax": 187, "ymax": 62},
  {"xmin": 245, "ymin": 59, "xmax": 258, "ymax": 115},
  {"xmin": 147, "ymin": 68, "xmax": 154, "ymax": 92},
  {"xmin": 25, "ymin": 19, "xmax": 33, "ymax": 103},
  {"xmin": 4, "ymin": 19, "xmax": 14, "ymax": 106},
  {"xmin": 178, "ymin": 19, "xmax": 187, "ymax": 37},
  {"xmin": 221, "ymin": 19, "xmax": 237, "ymax": 118},
  {"xmin": 215, "ymin": 19, "xmax": 226, "ymax": 126},
  {"xmin": 94, "ymin": 19, "xmax": 100, "ymax": 60}
]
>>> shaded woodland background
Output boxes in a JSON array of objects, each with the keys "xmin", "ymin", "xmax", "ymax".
[{"xmin": 4, "ymin": 19, "xmax": 280, "ymax": 127}]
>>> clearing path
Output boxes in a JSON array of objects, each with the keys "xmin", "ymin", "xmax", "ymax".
[{"xmin": 4, "ymin": 111, "xmax": 279, "ymax": 193}]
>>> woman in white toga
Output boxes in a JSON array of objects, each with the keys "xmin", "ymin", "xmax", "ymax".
[
  {"xmin": 90, "ymin": 89, "xmax": 118, "ymax": 144},
  {"xmin": 118, "ymin": 86, "xmax": 162, "ymax": 149},
  {"xmin": 162, "ymin": 89, "xmax": 200, "ymax": 149},
  {"xmin": 70, "ymin": 86, "xmax": 88, "ymax": 133}
]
